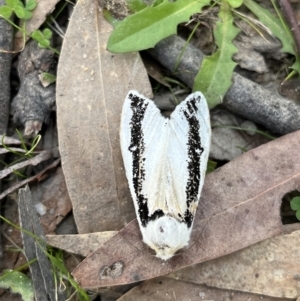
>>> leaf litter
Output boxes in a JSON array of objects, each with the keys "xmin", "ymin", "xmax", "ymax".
[
  {"xmin": 3, "ymin": 0, "xmax": 300, "ymax": 299},
  {"xmin": 167, "ymin": 224, "xmax": 300, "ymax": 299},
  {"xmin": 117, "ymin": 276, "xmax": 292, "ymax": 301},
  {"xmin": 72, "ymin": 129, "xmax": 300, "ymax": 288}
]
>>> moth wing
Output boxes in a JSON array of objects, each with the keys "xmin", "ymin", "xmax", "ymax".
[
  {"xmin": 166, "ymin": 92, "xmax": 211, "ymax": 220},
  {"xmin": 120, "ymin": 91, "xmax": 169, "ymax": 225}
]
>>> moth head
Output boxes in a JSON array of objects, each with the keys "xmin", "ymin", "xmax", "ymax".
[{"xmin": 141, "ymin": 215, "xmax": 191, "ymax": 261}]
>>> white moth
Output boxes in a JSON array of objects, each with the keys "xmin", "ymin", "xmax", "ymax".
[{"xmin": 120, "ymin": 91, "xmax": 211, "ymax": 260}]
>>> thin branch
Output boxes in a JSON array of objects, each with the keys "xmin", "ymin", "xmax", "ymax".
[{"xmin": 278, "ymin": 0, "xmax": 300, "ymax": 54}]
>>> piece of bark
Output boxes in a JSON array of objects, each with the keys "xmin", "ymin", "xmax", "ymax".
[
  {"xmin": 0, "ymin": 0, "xmax": 13, "ymax": 135},
  {"xmin": 0, "ymin": 1, "xmax": 13, "ymax": 261},
  {"xmin": 148, "ymin": 35, "xmax": 300, "ymax": 135},
  {"xmin": 11, "ymin": 40, "xmax": 56, "ymax": 137},
  {"xmin": 56, "ymin": 0, "xmax": 152, "ymax": 234},
  {"xmin": 72, "ymin": 129, "xmax": 300, "ymax": 288},
  {"xmin": 18, "ymin": 185, "xmax": 65, "ymax": 301},
  {"xmin": 168, "ymin": 224, "xmax": 300, "ymax": 299}
]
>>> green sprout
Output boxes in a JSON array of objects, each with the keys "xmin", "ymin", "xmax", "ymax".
[{"xmin": 291, "ymin": 196, "xmax": 300, "ymax": 221}]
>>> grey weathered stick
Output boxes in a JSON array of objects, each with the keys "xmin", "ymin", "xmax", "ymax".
[
  {"xmin": 148, "ymin": 35, "xmax": 300, "ymax": 135},
  {"xmin": 0, "ymin": 0, "xmax": 13, "ymax": 258},
  {"xmin": 0, "ymin": 150, "xmax": 52, "ymax": 179},
  {"xmin": 0, "ymin": 0, "xmax": 13, "ymax": 135},
  {"xmin": 0, "ymin": 158, "xmax": 61, "ymax": 201},
  {"xmin": 18, "ymin": 185, "xmax": 65, "ymax": 301}
]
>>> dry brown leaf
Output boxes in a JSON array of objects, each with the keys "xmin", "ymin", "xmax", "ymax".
[
  {"xmin": 143, "ymin": 56, "xmax": 171, "ymax": 88},
  {"xmin": 117, "ymin": 277, "xmax": 290, "ymax": 301},
  {"xmin": 46, "ymin": 231, "xmax": 117, "ymax": 256},
  {"xmin": 168, "ymin": 224, "xmax": 300, "ymax": 299},
  {"xmin": 14, "ymin": 0, "xmax": 61, "ymax": 52},
  {"xmin": 56, "ymin": 0, "xmax": 152, "ymax": 233},
  {"xmin": 72, "ymin": 130, "xmax": 300, "ymax": 288}
]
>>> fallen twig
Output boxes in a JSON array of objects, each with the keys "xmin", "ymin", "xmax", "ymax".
[
  {"xmin": 0, "ymin": 150, "xmax": 52, "ymax": 179},
  {"xmin": 279, "ymin": 0, "xmax": 300, "ymax": 55},
  {"xmin": 0, "ymin": 158, "xmax": 61, "ymax": 201},
  {"xmin": 148, "ymin": 35, "xmax": 300, "ymax": 135}
]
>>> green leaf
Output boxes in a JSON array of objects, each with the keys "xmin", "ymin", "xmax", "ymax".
[
  {"xmin": 25, "ymin": 0, "xmax": 37, "ymax": 11},
  {"xmin": 151, "ymin": 0, "xmax": 164, "ymax": 7},
  {"xmin": 0, "ymin": 6, "xmax": 13, "ymax": 18},
  {"xmin": 31, "ymin": 29, "xmax": 43, "ymax": 41},
  {"xmin": 22, "ymin": 9, "xmax": 32, "ymax": 20},
  {"xmin": 31, "ymin": 29, "xmax": 52, "ymax": 48},
  {"xmin": 193, "ymin": 3, "xmax": 240, "ymax": 108},
  {"xmin": 243, "ymin": 0, "xmax": 295, "ymax": 55},
  {"xmin": 14, "ymin": 5, "xmax": 26, "ymax": 18},
  {"xmin": 207, "ymin": 160, "xmax": 217, "ymax": 173},
  {"xmin": 5, "ymin": 0, "xmax": 19, "ymax": 8},
  {"xmin": 38, "ymin": 39, "xmax": 50, "ymax": 48},
  {"xmin": 291, "ymin": 196, "xmax": 300, "ymax": 211},
  {"xmin": 0, "ymin": 270, "xmax": 34, "ymax": 301},
  {"xmin": 43, "ymin": 28, "xmax": 52, "ymax": 39},
  {"xmin": 15, "ymin": 0, "xmax": 24, "ymax": 8},
  {"xmin": 107, "ymin": 0, "xmax": 211, "ymax": 53},
  {"xmin": 40, "ymin": 72, "xmax": 56, "ymax": 84},
  {"xmin": 227, "ymin": 0, "xmax": 243, "ymax": 8},
  {"xmin": 290, "ymin": 56, "xmax": 300, "ymax": 74}
]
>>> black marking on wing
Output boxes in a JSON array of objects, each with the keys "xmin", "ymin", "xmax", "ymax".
[
  {"xmin": 128, "ymin": 93, "xmax": 167, "ymax": 227},
  {"xmin": 128, "ymin": 93, "xmax": 149, "ymax": 227},
  {"xmin": 128, "ymin": 93, "xmax": 167, "ymax": 228},
  {"xmin": 182, "ymin": 95, "xmax": 204, "ymax": 227},
  {"xmin": 128, "ymin": 93, "xmax": 204, "ymax": 228}
]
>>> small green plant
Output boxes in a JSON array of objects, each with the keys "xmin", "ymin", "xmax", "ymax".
[
  {"xmin": 0, "ymin": 270, "xmax": 34, "ymax": 301},
  {"xmin": 291, "ymin": 196, "xmax": 300, "ymax": 221},
  {"xmin": 40, "ymin": 72, "xmax": 57, "ymax": 85},
  {"xmin": 243, "ymin": 0, "xmax": 300, "ymax": 76},
  {"xmin": 0, "ymin": 0, "xmax": 36, "ymax": 20},
  {"xmin": 0, "ymin": 215, "xmax": 90, "ymax": 301},
  {"xmin": 0, "ymin": 0, "xmax": 59, "ymax": 54},
  {"xmin": 106, "ymin": 0, "xmax": 241, "ymax": 108},
  {"xmin": 2, "ymin": 129, "xmax": 41, "ymax": 158},
  {"xmin": 107, "ymin": 0, "xmax": 211, "ymax": 53},
  {"xmin": 31, "ymin": 28, "xmax": 53, "ymax": 49},
  {"xmin": 0, "ymin": 130, "xmax": 41, "ymax": 177},
  {"xmin": 106, "ymin": 0, "xmax": 300, "ymax": 107},
  {"xmin": 193, "ymin": 2, "xmax": 240, "ymax": 108}
]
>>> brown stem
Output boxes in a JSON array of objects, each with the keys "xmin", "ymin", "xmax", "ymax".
[{"xmin": 278, "ymin": 0, "xmax": 300, "ymax": 55}]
